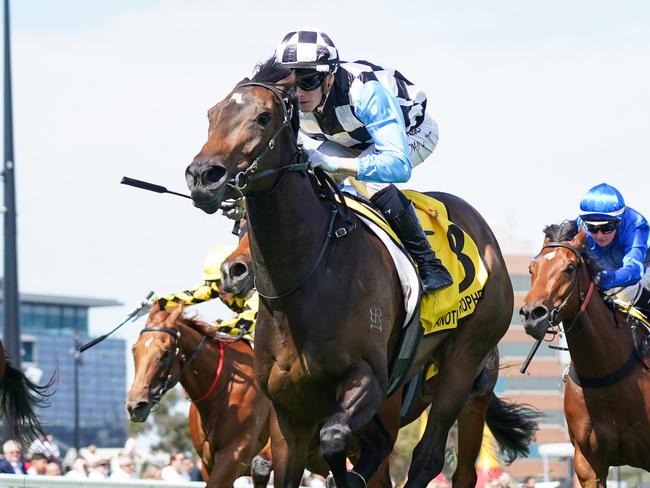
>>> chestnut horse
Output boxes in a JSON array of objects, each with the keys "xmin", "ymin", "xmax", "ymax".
[
  {"xmin": 520, "ymin": 220, "xmax": 650, "ymax": 487},
  {"xmin": 185, "ymin": 58, "xmax": 535, "ymax": 488},
  {"xmin": 126, "ymin": 305, "xmax": 273, "ymax": 487},
  {"xmin": 0, "ymin": 339, "xmax": 53, "ymax": 445}
]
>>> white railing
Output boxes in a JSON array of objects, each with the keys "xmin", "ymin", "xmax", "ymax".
[{"xmin": 0, "ymin": 474, "xmax": 205, "ymax": 488}]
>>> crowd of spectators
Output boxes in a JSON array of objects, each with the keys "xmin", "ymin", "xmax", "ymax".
[{"xmin": 0, "ymin": 433, "xmax": 203, "ymax": 482}]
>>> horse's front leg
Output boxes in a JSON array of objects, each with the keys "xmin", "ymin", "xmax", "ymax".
[
  {"xmin": 321, "ymin": 361, "xmax": 390, "ymax": 488},
  {"xmin": 573, "ymin": 443, "xmax": 609, "ymax": 488},
  {"xmin": 271, "ymin": 404, "xmax": 317, "ymax": 488},
  {"xmin": 205, "ymin": 441, "xmax": 250, "ymax": 488}
]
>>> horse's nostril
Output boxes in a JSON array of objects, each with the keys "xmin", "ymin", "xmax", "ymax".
[
  {"xmin": 530, "ymin": 306, "xmax": 548, "ymax": 321},
  {"xmin": 231, "ymin": 262, "xmax": 248, "ymax": 279},
  {"xmin": 204, "ymin": 166, "xmax": 226, "ymax": 184}
]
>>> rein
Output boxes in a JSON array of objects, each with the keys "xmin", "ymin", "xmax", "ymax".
[
  {"xmin": 226, "ymin": 81, "xmax": 355, "ymax": 300},
  {"xmin": 139, "ymin": 324, "xmax": 226, "ymax": 405}
]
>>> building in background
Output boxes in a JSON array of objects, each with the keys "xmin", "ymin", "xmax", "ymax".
[{"xmin": 0, "ymin": 285, "xmax": 123, "ymax": 448}]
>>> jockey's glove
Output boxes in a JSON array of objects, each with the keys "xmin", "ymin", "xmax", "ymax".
[
  {"xmin": 596, "ymin": 270, "xmax": 617, "ymax": 290},
  {"xmin": 306, "ymin": 148, "xmax": 359, "ymax": 177},
  {"xmin": 128, "ymin": 292, "xmax": 157, "ymax": 321},
  {"xmin": 220, "ymin": 200, "xmax": 246, "ymax": 221}
]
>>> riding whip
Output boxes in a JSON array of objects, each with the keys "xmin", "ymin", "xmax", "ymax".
[
  {"xmin": 121, "ymin": 176, "xmax": 192, "ymax": 199},
  {"xmin": 78, "ymin": 291, "xmax": 155, "ymax": 353},
  {"xmin": 121, "ymin": 176, "xmax": 243, "ymax": 235},
  {"xmin": 520, "ymin": 339, "xmax": 542, "ymax": 374}
]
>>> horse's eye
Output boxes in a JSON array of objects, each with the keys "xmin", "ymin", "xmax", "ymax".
[
  {"xmin": 256, "ymin": 112, "xmax": 271, "ymax": 126},
  {"xmin": 565, "ymin": 263, "xmax": 577, "ymax": 274}
]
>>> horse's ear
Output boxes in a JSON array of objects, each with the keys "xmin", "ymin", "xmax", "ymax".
[
  {"xmin": 168, "ymin": 304, "xmax": 184, "ymax": 324},
  {"xmin": 571, "ymin": 227, "xmax": 588, "ymax": 250},
  {"xmin": 149, "ymin": 301, "xmax": 161, "ymax": 317}
]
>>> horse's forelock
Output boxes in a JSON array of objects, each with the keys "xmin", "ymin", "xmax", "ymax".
[
  {"xmin": 251, "ymin": 56, "xmax": 292, "ymax": 84},
  {"xmin": 543, "ymin": 219, "xmax": 579, "ymax": 242}
]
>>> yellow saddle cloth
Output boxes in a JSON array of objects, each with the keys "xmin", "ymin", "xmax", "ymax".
[
  {"xmin": 342, "ymin": 190, "xmax": 488, "ymax": 336},
  {"xmin": 613, "ymin": 300, "xmax": 650, "ymax": 328}
]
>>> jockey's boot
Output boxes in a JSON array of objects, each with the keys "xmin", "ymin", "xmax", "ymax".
[
  {"xmin": 371, "ymin": 185, "xmax": 453, "ymax": 293},
  {"xmin": 635, "ymin": 287, "xmax": 650, "ymax": 317}
]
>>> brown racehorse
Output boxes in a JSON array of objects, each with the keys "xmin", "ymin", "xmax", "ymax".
[
  {"xmin": 126, "ymin": 304, "xmax": 273, "ymax": 487},
  {"xmin": 185, "ymin": 57, "xmax": 537, "ymax": 488},
  {"xmin": 0, "ymin": 339, "xmax": 53, "ymax": 445},
  {"xmin": 223, "ymin": 229, "xmax": 539, "ymax": 487},
  {"xmin": 520, "ymin": 220, "xmax": 650, "ymax": 487}
]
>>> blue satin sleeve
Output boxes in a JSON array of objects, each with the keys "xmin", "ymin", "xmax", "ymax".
[
  {"xmin": 353, "ymin": 81, "xmax": 412, "ymax": 183},
  {"xmin": 610, "ymin": 222, "xmax": 649, "ymax": 288}
]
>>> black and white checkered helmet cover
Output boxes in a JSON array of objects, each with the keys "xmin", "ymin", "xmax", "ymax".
[{"xmin": 275, "ymin": 29, "xmax": 339, "ymax": 72}]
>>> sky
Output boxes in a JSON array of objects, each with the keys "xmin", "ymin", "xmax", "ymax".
[{"xmin": 2, "ymin": 1, "xmax": 650, "ymax": 371}]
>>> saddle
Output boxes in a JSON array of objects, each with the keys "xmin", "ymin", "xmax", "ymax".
[{"xmin": 334, "ymin": 190, "xmax": 489, "ymax": 397}]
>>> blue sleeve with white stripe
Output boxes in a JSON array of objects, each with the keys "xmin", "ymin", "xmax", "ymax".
[{"xmin": 353, "ymin": 81, "xmax": 412, "ymax": 183}]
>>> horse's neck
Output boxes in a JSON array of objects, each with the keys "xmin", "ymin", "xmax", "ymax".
[
  {"xmin": 565, "ymin": 286, "xmax": 632, "ymax": 377},
  {"xmin": 246, "ymin": 172, "xmax": 330, "ymax": 294},
  {"xmin": 177, "ymin": 323, "xmax": 219, "ymax": 402}
]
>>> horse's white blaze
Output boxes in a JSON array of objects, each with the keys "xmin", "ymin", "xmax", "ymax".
[
  {"xmin": 230, "ymin": 92, "xmax": 244, "ymax": 104},
  {"xmin": 144, "ymin": 337, "xmax": 153, "ymax": 348},
  {"xmin": 544, "ymin": 251, "xmax": 556, "ymax": 260}
]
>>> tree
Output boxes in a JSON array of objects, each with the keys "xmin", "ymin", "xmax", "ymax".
[{"xmin": 126, "ymin": 387, "xmax": 193, "ymax": 454}]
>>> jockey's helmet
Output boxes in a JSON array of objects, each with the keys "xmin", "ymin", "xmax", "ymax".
[
  {"xmin": 203, "ymin": 244, "xmax": 236, "ymax": 281},
  {"xmin": 579, "ymin": 183, "xmax": 626, "ymax": 222},
  {"xmin": 274, "ymin": 29, "xmax": 339, "ymax": 74}
]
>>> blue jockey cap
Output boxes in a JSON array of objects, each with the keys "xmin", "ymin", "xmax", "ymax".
[{"xmin": 579, "ymin": 183, "xmax": 626, "ymax": 222}]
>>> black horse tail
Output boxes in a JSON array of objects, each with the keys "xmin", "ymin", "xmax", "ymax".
[
  {"xmin": 485, "ymin": 394, "xmax": 542, "ymax": 464},
  {"xmin": 1, "ymin": 359, "xmax": 57, "ymax": 445}
]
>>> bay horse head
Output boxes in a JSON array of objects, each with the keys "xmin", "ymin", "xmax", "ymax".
[
  {"xmin": 520, "ymin": 220, "xmax": 591, "ymax": 340},
  {"xmin": 125, "ymin": 304, "xmax": 186, "ymax": 421},
  {"xmin": 220, "ymin": 231, "xmax": 253, "ymax": 296},
  {"xmin": 185, "ymin": 58, "xmax": 300, "ymax": 213}
]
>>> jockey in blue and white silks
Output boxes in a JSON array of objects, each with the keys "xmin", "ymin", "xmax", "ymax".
[
  {"xmin": 274, "ymin": 28, "xmax": 452, "ymax": 294},
  {"xmin": 576, "ymin": 183, "xmax": 650, "ymax": 314}
]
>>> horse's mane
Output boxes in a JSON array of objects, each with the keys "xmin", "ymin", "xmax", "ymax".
[
  {"xmin": 543, "ymin": 219, "xmax": 579, "ymax": 242},
  {"xmin": 178, "ymin": 313, "xmax": 215, "ymax": 338}
]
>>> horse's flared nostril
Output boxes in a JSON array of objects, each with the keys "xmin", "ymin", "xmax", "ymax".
[
  {"xmin": 231, "ymin": 262, "xmax": 248, "ymax": 279},
  {"xmin": 203, "ymin": 165, "xmax": 226, "ymax": 185},
  {"xmin": 530, "ymin": 305, "xmax": 548, "ymax": 321},
  {"xmin": 126, "ymin": 400, "xmax": 150, "ymax": 421}
]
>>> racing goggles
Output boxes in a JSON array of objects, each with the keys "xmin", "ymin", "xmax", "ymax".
[
  {"xmin": 585, "ymin": 220, "xmax": 619, "ymax": 234},
  {"xmin": 295, "ymin": 70, "xmax": 327, "ymax": 91}
]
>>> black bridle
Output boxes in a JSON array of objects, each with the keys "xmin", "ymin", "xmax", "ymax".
[
  {"xmin": 541, "ymin": 242, "xmax": 592, "ymax": 330},
  {"xmin": 222, "ymin": 81, "xmax": 356, "ymax": 300},
  {"xmin": 542, "ymin": 241, "xmax": 647, "ymax": 388},
  {"xmin": 226, "ymin": 82, "xmax": 308, "ymax": 196},
  {"xmin": 138, "ymin": 325, "xmax": 207, "ymax": 407}
]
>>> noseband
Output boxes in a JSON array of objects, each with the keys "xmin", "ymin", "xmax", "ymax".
[
  {"xmin": 228, "ymin": 82, "xmax": 308, "ymax": 194},
  {"xmin": 541, "ymin": 242, "xmax": 596, "ymax": 330}
]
